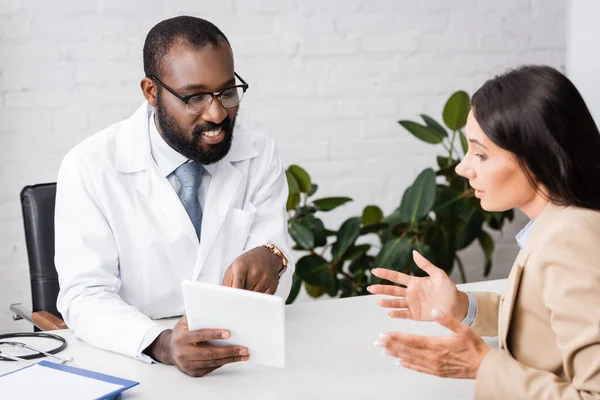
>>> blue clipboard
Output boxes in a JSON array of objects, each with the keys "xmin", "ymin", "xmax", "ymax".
[{"xmin": 0, "ymin": 360, "xmax": 139, "ymax": 399}]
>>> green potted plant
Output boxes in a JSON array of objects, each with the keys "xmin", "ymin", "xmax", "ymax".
[{"xmin": 285, "ymin": 91, "xmax": 514, "ymax": 304}]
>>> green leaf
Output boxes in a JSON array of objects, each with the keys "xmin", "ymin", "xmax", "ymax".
[
  {"xmin": 307, "ymin": 183, "xmax": 318, "ymax": 197},
  {"xmin": 360, "ymin": 223, "xmax": 387, "ymax": 235},
  {"xmin": 478, "ymin": 230, "xmax": 494, "ymax": 277},
  {"xmin": 332, "ymin": 217, "xmax": 362, "ymax": 259},
  {"xmin": 285, "ymin": 274, "xmax": 302, "ymax": 304},
  {"xmin": 398, "ymin": 120, "xmax": 444, "ymax": 144},
  {"xmin": 305, "ymin": 282, "xmax": 325, "ymax": 298},
  {"xmin": 285, "ymin": 170, "xmax": 300, "ymax": 195},
  {"xmin": 324, "ymin": 271, "xmax": 339, "ymax": 297},
  {"xmin": 295, "ymin": 254, "xmax": 329, "ymax": 285},
  {"xmin": 459, "ymin": 131, "xmax": 469, "ymax": 155},
  {"xmin": 362, "ymin": 205, "xmax": 384, "ymax": 225},
  {"xmin": 420, "ymin": 114, "xmax": 448, "ymax": 138},
  {"xmin": 286, "ymin": 193, "xmax": 300, "ymax": 211},
  {"xmin": 373, "ymin": 237, "xmax": 411, "ymax": 271},
  {"xmin": 344, "ymin": 244, "xmax": 372, "ymax": 260},
  {"xmin": 313, "ymin": 197, "xmax": 353, "ymax": 211},
  {"xmin": 455, "ymin": 205, "xmax": 485, "ymax": 250},
  {"xmin": 307, "ymin": 217, "xmax": 327, "ymax": 247},
  {"xmin": 289, "ymin": 220, "xmax": 315, "ymax": 249},
  {"xmin": 348, "ymin": 252, "xmax": 372, "ymax": 273},
  {"xmin": 288, "ymin": 165, "xmax": 312, "ymax": 193},
  {"xmin": 443, "ymin": 91, "xmax": 471, "ymax": 131},
  {"xmin": 399, "ymin": 168, "xmax": 437, "ymax": 223},
  {"xmin": 424, "ymin": 223, "xmax": 455, "ymax": 274}
]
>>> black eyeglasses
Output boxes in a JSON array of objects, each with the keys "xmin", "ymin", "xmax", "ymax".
[{"xmin": 149, "ymin": 72, "xmax": 249, "ymax": 115}]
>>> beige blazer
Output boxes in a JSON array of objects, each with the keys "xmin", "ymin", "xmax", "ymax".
[{"xmin": 471, "ymin": 203, "xmax": 600, "ymax": 399}]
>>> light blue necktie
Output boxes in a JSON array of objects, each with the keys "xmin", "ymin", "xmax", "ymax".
[{"xmin": 173, "ymin": 161, "xmax": 203, "ymax": 240}]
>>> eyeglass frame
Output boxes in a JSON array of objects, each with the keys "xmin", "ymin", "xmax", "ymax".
[{"xmin": 148, "ymin": 72, "xmax": 249, "ymax": 113}]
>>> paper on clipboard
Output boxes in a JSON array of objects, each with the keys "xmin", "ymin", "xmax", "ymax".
[{"xmin": 181, "ymin": 280, "xmax": 285, "ymax": 368}]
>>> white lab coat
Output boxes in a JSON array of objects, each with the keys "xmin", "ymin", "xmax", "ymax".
[{"xmin": 54, "ymin": 102, "xmax": 294, "ymax": 359}]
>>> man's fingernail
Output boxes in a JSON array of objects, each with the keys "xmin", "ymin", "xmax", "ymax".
[
  {"xmin": 431, "ymin": 309, "xmax": 443, "ymax": 320},
  {"xmin": 221, "ymin": 331, "xmax": 231, "ymax": 339},
  {"xmin": 379, "ymin": 333, "xmax": 390, "ymax": 341},
  {"xmin": 242, "ymin": 355, "xmax": 250, "ymax": 361},
  {"xmin": 238, "ymin": 348, "xmax": 249, "ymax": 356}
]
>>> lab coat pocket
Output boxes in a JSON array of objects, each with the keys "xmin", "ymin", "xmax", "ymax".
[{"xmin": 221, "ymin": 206, "xmax": 256, "ymax": 264}]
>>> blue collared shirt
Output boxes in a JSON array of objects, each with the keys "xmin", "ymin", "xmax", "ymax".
[{"xmin": 461, "ymin": 219, "xmax": 537, "ymax": 326}]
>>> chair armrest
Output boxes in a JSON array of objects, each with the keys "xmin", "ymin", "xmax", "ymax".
[
  {"xmin": 32, "ymin": 311, "xmax": 68, "ymax": 331},
  {"xmin": 10, "ymin": 303, "xmax": 67, "ymax": 331}
]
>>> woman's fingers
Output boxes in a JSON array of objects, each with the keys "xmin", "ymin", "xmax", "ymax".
[
  {"xmin": 367, "ymin": 284, "xmax": 406, "ymax": 297},
  {"xmin": 377, "ymin": 298, "xmax": 408, "ymax": 309},
  {"xmin": 412, "ymin": 251, "xmax": 441, "ymax": 276},
  {"xmin": 370, "ymin": 268, "xmax": 411, "ymax": 285},
  {"xmin": 388, "ymin": 310, "xmax": 412, "ymax": 319}
]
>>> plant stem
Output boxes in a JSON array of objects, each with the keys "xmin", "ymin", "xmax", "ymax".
[
  {"xmin": 454, "ymin": 255, "xmax": 467, "ymax": 284},
  {"xmin": 448, "ymin": 130, "xmax": 457, "ymax": 165}
]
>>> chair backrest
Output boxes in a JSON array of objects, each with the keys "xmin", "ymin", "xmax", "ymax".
[{"xmin": 20, "ymin": 183, "xmax": 62, "ymax": 318}]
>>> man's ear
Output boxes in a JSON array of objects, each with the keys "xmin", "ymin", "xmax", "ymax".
[{"xmin": 141, "ymin": 77, "xmax": 158, "ymax": 107}]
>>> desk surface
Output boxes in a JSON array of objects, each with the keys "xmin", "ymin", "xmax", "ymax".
[{"xmin": 1, "ymin": 279, "xmax": 506, "ymax": 399}]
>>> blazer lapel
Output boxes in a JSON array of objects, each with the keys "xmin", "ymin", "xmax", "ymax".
[{"xmin": 497, "ymin": 250, "xmax": 528, "ymax": 353}]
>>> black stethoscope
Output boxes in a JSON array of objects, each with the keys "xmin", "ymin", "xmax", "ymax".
[{"xmin": 0, "ymin": 332, "xmax": 71, "ymax": 364}]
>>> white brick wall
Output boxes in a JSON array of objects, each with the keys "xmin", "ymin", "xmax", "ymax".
[{"xmin": 0, "ymin": 0, "xmax": 566, "ymax": 332}]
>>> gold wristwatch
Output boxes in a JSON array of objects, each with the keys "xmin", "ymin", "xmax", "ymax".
[{"xmin": 262, "ymin": 243, "xmax": 288, "ymax": 277}]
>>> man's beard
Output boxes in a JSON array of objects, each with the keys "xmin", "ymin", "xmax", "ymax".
[{"xmin": 155, "ymin": 90, "xmax": 235, "ymax": 165}]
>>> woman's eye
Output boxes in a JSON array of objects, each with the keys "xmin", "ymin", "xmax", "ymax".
[{"xmin": 475, "ymin": 154, "xmax": 488, "ymax": 160}]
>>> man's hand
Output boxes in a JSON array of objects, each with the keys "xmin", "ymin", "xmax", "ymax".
[
  {"xmin": 145, "ymin": 315, "xmax": 249, "ymax": 377},
  {"xmin": 221, "ymin": 246, "xmax": 281, "ymax": 294}
]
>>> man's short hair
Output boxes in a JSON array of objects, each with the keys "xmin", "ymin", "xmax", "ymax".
[{"xmin": 143, "ymin": 16, "xmax": 230, "ymax": 78}]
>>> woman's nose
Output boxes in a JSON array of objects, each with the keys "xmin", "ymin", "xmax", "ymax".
[{"xmin": 455, "ymin": 159, "xmax": 475, "ymax": 180}]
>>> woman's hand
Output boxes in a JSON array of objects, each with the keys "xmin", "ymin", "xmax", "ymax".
[
  {"xmin": 374, "ymin": 309, "xmax": 490, "ymax": 379},
  {"xmin": 367, "ymin": 250, "xmax": 469, "ymax": 322}
]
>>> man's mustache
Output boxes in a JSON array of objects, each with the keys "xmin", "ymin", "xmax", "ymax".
[{"xmin": 192, "ymin": 118, "xmax": 232, "ymax": 137}]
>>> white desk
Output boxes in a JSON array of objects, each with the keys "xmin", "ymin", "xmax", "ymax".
[{"xmin": 1, "ymin": 279, "xmax": 506, "ymax": 399}]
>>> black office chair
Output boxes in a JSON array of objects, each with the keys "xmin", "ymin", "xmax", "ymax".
[{"xmin": 10, "ymin": 183, "xmax": 67, "ymax": 331}]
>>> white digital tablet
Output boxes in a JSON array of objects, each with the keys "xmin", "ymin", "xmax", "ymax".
[{"xmin": 181, "ymin": 280, "xmax": 285, "ymax": 368}]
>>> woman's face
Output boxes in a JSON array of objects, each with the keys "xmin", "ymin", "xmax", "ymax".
[{"xmin": 455, "ymin": 111, "xmax": 539, "ymax": 213}]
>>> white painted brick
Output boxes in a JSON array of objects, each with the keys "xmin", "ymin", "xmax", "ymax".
[
  {"xmin": 396, "ymin": 12, "xmax": 449, "ymax": 32},
  {"xmin": 165, "ymin": 0, "xmax": 233, "ymax": 14},
  {"xmin": 255, "ymin": 119, "xmax": 361, "ymax": 143},
  {"xmin": 0, "ymin": 63, "xmax": 73, "ymax": 89},
  {"xmin": 317, "ymin": 76, "xmax": 381, "ymax": 97},
  {"xmin": 22, "ymin": 0, "xmax": 96, "ymax": 14},
  {"xmin": 0, "ymin": 16, "xmax": 31, "ymax": 38},
  {"xmin": 61, "ymin": 41, "xmax": 130, "ymax": 61},
  {"xmin": 3, "ymin": 88, "xmax": 72, "ymax": 108},
  {"xmin": 274, "ymin": 14, "xmax": 335, "ymax": 37},
  {"xmin": 330, "ymin": 57, "xmax": 399, "ymax": 75},
  {"xmin": 237, "ymin": 0, "xmax": 297, "ymax": 13},
  {"xmin": 52, "ymin": 108, "xmax": 91, "ymax": 132},
  {"xmin": 278, "ymin": 141, "xmax": 329, "ymax": 163},
  {"xmin": 0, "ymin": 109, "xmax": 52, "ymax": 132},
  {"xmin": 300, "ymin": 36, "xmax": 359, "ymax": 56},
  {"xmin": 212, "ymin": 15, "xmax": 275, "ymax": 37},
  {"xmin": 448, "ymin": 10, "xmax": 504, "ymax": 35},
  {"xmin": 480, "ymin": 34, "xmax": 532, "ymax": 52},
  {"xmin": 253, "ymin": 77, "xmax": 316, "ymax": 99},
  {"xmin": 249, "ymin": 98, "xmax": 338, "ymax": 121},
  {"xmin": 0, "ymin": 43, "xmax": 61, "ymax": 61},
  {"xmin": 337, "ymin": 98, "xmax": 397, "ymax": 119},
  {"xmin": 419, "ymin": 32, "xmax": 482, "ymax": 52},
  {"xmin": 362, "ymin": 0, "xmax": 422, "ymax": 12},
  {"xmin": 0, "ymin": 0, "xmax": 22, "ymax": 15},
  {"xmin": 230, "ymin": 37, "xmax": 298, "ymax": 57},
  {"xmin": 423, "ymin": 0, "xmax": 475, "ymax": 11},
  {"xmin": 99, "ymin": 0, "xmax": 167, "ymax": 15},
  {"xmin": 335, "ymin": 14, "xmax": 400, "ymax": 35},
  {"xmin": 361, "ymin": 33, "xmax": 419, "ymax": 53},
  {"xmin": 74, "ymin": 61, "xmax": 142, "ymax": 84},
  {"xmin": 297, "ymin": 0, "xmax": 362, "ymax": 13},
  {"xmin": 479, "ymin": 0, "xmax": 531, "ymax": 12}
]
